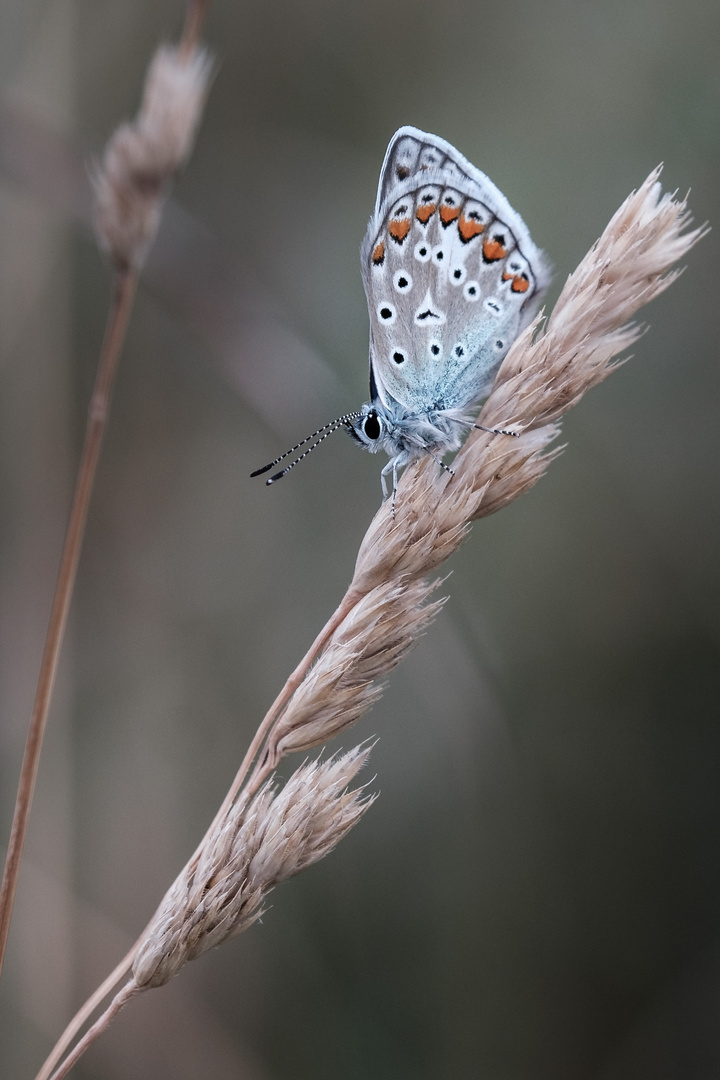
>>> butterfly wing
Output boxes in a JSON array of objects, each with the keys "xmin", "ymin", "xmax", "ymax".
[{"xmin": 361, "ymin": 127, "xmax": 551, "ymax": 414}]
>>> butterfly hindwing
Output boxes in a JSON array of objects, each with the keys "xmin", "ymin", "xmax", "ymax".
[{"xmin": 362, "ymin": 127, "xmax": 550, "ymax": 414}]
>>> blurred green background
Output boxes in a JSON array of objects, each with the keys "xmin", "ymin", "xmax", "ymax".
[{"xmin": 1, "ymin": 1, "xmax": 719, "ymax": 1077}]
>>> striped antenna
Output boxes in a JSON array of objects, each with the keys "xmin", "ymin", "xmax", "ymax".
[{"xmin": 251, "ymin": 412, "xmax": 362, "ymax": 485}]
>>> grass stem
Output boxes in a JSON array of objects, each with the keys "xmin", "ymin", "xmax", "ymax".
[{"xmin": 0, "ymin": 269, "xmax": 138, "ymax": 979}]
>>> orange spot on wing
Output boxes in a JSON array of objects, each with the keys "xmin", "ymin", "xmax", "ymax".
[
  {"xmin": 440, "ymin": 204, "xmax": 461, "ymax": 226},
  {"xmin": 458, "ymin": 213, "xmax": 485, "ymax": 242},
  {"xmin": 389, "ymin": 218, "xmax": 411, "ymax": 243},
  {"xmin": 372, "ymin": 242, "xmax": 385, "ymax": 266},
  {"xmin": 511, "ymin": 274, "xmax": 530, "ymax": 293},
  {"xmin": 416, "ymin": 203, "xmax": 436, "ymax": 224},
  {"xmin": 483, "ymin": 238, "xmax": 507, "ymax": 262},
  {"xmin": 503, "ymin": 270, "xmax": 531, "ymax": 292}
]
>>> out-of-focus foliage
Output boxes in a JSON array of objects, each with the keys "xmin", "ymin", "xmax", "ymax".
[{"xmin": 1, "ymin": 2, "xmax": 719, "ymax": 1077}]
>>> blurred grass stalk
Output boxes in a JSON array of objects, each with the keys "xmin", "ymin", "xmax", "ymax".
[
  {"xmin": 0, "ymin": 1, "xmax": 212, "ymax": 988},
  {"xmin": 39, "ymin": 155, "xmax": 704, "ymax": 1079}
]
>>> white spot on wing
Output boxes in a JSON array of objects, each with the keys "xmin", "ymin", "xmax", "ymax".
[{"xmin": 377, "ymin": 300, "xmax": 397, "ymax": 324}]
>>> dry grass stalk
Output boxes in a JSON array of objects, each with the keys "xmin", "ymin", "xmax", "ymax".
[{"xmin": 39, "ymin": 172, "xmax": 703, "ymax": 1080}]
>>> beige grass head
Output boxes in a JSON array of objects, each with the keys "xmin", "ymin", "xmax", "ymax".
[
  {"xmin": 132, "ymin": 745, "xmax": 375, "ymax": 989},
  {"xmin": 93, "ymin": 44, "xmax": 212, "ymax": 269}
]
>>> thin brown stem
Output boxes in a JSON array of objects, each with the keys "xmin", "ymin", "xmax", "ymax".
[
  {"xmin": 0, "ymin": 268, "xmax": 138, "ymax": 979},
  {"xmin": 192, "ymin": 588, "xmax": 362, "ymax": 845},
  {"xmin": 45, "ymin": 981, "xmax": 141, "ymax": 1080},
  {"xmin": 180, "ymin": 0, "xmax": 211, "ymax": 57},
  {"xmin": 25, "ymin": 1, "xmax": 213, "ymax": 1065},
  {"xmin": 34, "ymin": 945, "xmax": 138, "ymax": 1080}
]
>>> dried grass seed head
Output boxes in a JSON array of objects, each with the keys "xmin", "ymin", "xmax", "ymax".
[
  {"xmin": 481, "ymin": 170, "xmax": 708, "ymax": 433},
  {"xmin": 132, "ymin": 745, "xmax": 374, "ymax": 989},
  {"xmin": 269, "ymin": 578, "xmax": 444, "ymax": 758},
  {"xmin": 93, "ymin": 43, "xmax": 212, "ymax": 269}
]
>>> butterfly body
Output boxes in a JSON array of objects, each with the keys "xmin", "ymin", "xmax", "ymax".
[
  {"xmin": 347, "ymin": 399, "xmax": 469, "ymax": 498},
  {"xmin": 348, "ymin": 126, "xmax": 551, "ymax": 495}
]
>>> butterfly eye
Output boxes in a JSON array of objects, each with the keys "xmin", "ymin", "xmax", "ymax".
[
  {"xmin": 377, "ymin": 301, "xmax": 396, "ymax": 324},
  {"xmin": 432, "ymin": 246, "xmax": 446, "ymax": 264},
  {"xmin": 429, "ymin": 341, "xmax": 442, "ymax": 358},
  {"xmin": 464, "ymin": 281, "xmax": 481, "ymax": 302},
  {"xmin": 363, "ymin": 412, "xmax": 381, "ymax": 440},
  {"xmin": 392, "ymin": 350, "xmax": 406, "ymax": 365},
  {"xmin": 414, "ymin": 240, "xmax": 431, "ymax": 262},
  {"xmin": 450, "ymin": 265, "xmax": 467, "ymax": 286},
  {"xmin": 494, "ymin": 339, "xmax": 506, "ymax": 352},
  {"xmin": 393, "ymin": 270, "xmax": 413, "ymax": 293}
]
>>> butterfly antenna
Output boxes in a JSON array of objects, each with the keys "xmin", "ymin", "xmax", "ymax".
[{"xmin": 251, "ymin": 413, "xmax": 362, "ymax": 485}]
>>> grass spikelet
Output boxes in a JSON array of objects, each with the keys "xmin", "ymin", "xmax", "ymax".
[
  {"xmin": 93, "ymin": 43, "xmax": 212, "ymax": 269},
  {"xmin": 268, "ymin": 578, "xmax": 444, "ymax": 759},
  {"xmin": 132, "ymin": 745, "xmax": 375, "ymax": 989},
  {"xmin": 478, "ymin": 171, "xmax": 709, "ymax": 433}
]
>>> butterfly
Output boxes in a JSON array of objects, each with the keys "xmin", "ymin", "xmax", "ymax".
[{"xmin": 252, "ymin": 126, "xmax": 550, "ymax": 500}]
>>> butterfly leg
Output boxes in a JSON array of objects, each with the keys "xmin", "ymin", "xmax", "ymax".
[
  {"xmin": 392, "ymin": 458, "xmax": 400, "ymax": 518},
  {"xmin": 381, "ymin": 452, "xmax": 409, "ymax": 517},
  {"xmin": 427, "ymin": 451, "xmax": 455, "ymax": 478},
  {"xmin": 380, "ymin": 459, "xmax": 394, "ymax": 502},
  {"xmin": 474, "ymin": 423, "xmax": 521, "ymax": 437}
]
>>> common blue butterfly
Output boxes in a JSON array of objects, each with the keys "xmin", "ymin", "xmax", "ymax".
[{"xmin": 252, "ymin": 127, "xmax": 550, "ymax": 499}]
